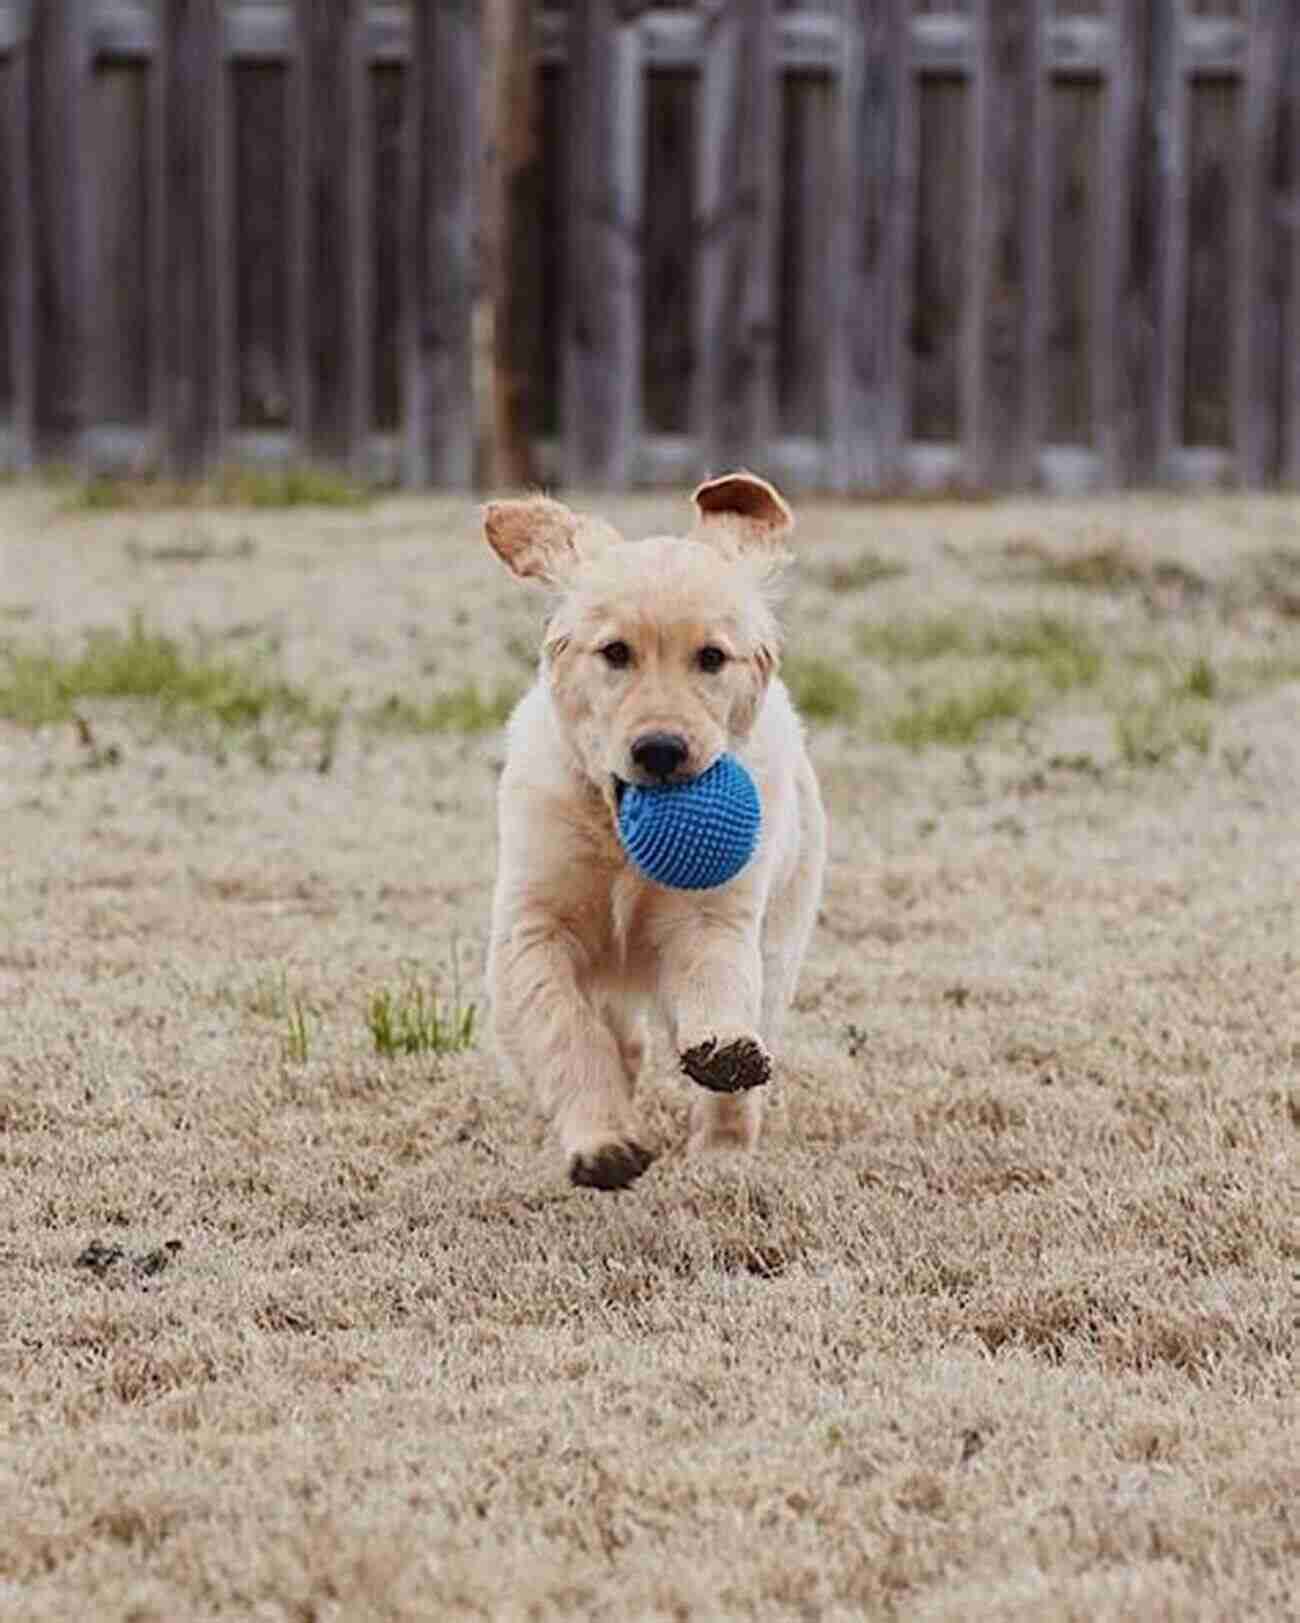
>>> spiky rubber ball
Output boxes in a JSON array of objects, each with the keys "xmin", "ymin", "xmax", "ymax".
[{"xmin": 616, "ymin": 753, "xmax": 761, "ymax": 891}]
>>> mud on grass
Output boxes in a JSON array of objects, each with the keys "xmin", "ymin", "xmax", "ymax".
[{"xmin": 2, "ymin": 487, "xmax": 1298, "ymax": 1620}]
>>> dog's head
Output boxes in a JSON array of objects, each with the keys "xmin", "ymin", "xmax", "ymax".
[{"xmin": 483, "ymin": 472, "xmax": 794, "ymax": 791}]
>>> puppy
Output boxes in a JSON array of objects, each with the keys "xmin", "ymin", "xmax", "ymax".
[{"xmin": 482, "ymin": 472, "xmax": 826, "ymax": 1190}]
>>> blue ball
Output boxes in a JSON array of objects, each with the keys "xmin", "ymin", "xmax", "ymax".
[{"xmin": 617, "ymin": 754, "xmax": 761, "ymax": 891}]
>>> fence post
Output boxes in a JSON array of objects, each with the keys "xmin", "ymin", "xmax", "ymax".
[
  {"xmin": 293, "ymin": 0, "xmax": 371, "ymax": 474},
  {"xmin": 3, "ymin": 8, "xmax": 35, "ymax": 471},
  {"xmin": 159, "ymin": 0, "xmax": 230, "ymax": 479},
  {"xmin": 967, "ymin": 0, "xmax": 1045, "ymax": 489},
  {"xmin": 830, "ymin": 0, "xmax": 912, "ymax": 494},
  {"xmin": 694, "ymin": 0, "xmax": 778, "ymax": 478},
  {"xmin": 1280, "ymin": 3, "xmax": 1300, "ymax": 486},
  {"xmin": 562, "ymin": 0, "xmax": 643, "ymax": 488},
  {"xmin": 29, "ymin": 0, "xmax": 93, "ymax": 466},
  {"xmin": 403, "ymin": 0, "xmax": 478, "ymax": 488},
  {"xmin": 1099, "ymin": 0, "xmax": 1184, "ymax": 485}
]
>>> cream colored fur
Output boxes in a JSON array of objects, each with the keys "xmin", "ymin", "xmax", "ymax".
[{"xmin": 482, "ymin": 473, "xmax": 826, "ymax": 1190}]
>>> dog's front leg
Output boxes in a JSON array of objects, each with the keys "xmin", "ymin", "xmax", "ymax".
[
  {"xmin": 492, "ymin": 920, "xmax": 652, "ymax": 1190},
  {"xmin": 655, "ymin": 915, "xmax": 771, "ymax": 1150}
]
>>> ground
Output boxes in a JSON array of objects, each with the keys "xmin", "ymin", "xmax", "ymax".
[{"xmin": 1, "ymin": 484, "xmax": 1297, "ymax": 1621}]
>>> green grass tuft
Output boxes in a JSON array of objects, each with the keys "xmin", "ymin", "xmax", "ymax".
[
  {"xmin": 811, "ymin": 551, "xmax": 908, "ymax": 592},
  {"xmin": 781, "ymin": 655, "xmax": 861, "ymax": 724},
  {"xmin": 0, "ymin": 615, "xmax": 325, "ymax": 732},
  {"xmin": 367, "ymin": 682, "xmax": 520, "ymax": 735},
  {"xmin": 366, "ymin": 979, "xmax": 478, "ymax": 1059},
  {"xmin": 985, "ymin": 614, "xmax": 1103, "ymax": 691},
  {"xmin": 68, "ymin": 465, "xmax": 371, "ymax": 512},
  {"xmin": 887, "ymin": 677, "xmax": 1032, "ymax": 749}
]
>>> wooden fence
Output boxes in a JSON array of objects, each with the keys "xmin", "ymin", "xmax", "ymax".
[{"xmin": 0, "ymin": 2, "xmax": 1296, "ymax": 492}]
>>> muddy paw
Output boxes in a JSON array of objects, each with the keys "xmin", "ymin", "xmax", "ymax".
[
  {"xmin": 568, "ymin": 1139, "xmax": 655, "ymax": 1191},
  {"xmin": 680, "ymin": 1035, "xmax": 771, "ymax": 1094}
]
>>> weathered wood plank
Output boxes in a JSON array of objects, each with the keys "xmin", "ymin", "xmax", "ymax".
[
  {"xmin": 90, "ymin": 63, "xmax": 151, "ymax": 424},
  {"xmin": 912, "ymin": 74, "xmax": 969, "ymax": 442},
  {"xmin": 778, "ymin": 70, "xmax": 832, "ymax": 442},
  {"xmin": 232, "ymin": 65, "xmax": 290, "ymax": 428},
  {"xmin": 2, "ymin": 38, "xmax": 34, "ymax": 466},
  {"xmin": 372, "ymin": 63, "xmax": 405, "ymax": 432},
  {"xmin": 561, "ymin": 0, "xmax": 641, "ymax": 487},
  {"xmin": 159, "ymin": 0, "xmax": 229, "ymax": 476},
  {"xmin": 1099, "ymin": 0, "xmax": 1184, "ymax": 484},
  {"xmin": 29, "ymin": 0, "xmax": 93, "ymax": 463},
  {"xmin": 484, "ymin": 0, "xmax": 541, "ymax": 485},
  {"xmin": 694, "ymin": 0, "xmax": 779, "ymax": 476},
  {"xmin": 1045, "ymin": 77, "xmax": 1102, "ymax": 444},
  {"xmin": 643, "ymin": 68, "xmax": 695, "ymax": 435},
  {"xmin": 403, "ymin": 1, "xmax": 477, "ymax": 487},
  {"xmin": 829, "ymin": 0, "xmax": 911, "ymax": 491},
  {"xmin": 967, "ymin": 0, "xmax": 1045, "ymax": 486},
  {"xmin": 1284, "ymin": 2, "xmax": 1300, "ymax": 484},
  {"xmin": 293, "ymin": 0, "xmax": 370, "ymax": 468}
]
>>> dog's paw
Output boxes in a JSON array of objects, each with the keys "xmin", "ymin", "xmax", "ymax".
[
  {"xmin": 568, "ymin": 1139, "xmax": 655, "ymax": 1192},
  {"xmin": 679, "ymin": 1033, "xmax": 771, "ymax": 1094}
]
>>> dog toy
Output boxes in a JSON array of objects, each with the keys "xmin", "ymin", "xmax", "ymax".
[{"xmin": 616, "ymin": 754, "xmax": 761, "ymax": 891}]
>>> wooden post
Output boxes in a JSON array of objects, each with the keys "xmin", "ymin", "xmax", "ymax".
[
  {"xmin": 28, "ymin": 0, "xmax": 93, "ymax": 466},
  {"xmin": 829, "ymin": 0, "xmax": 913, "ymax": 494},
  {"xmin": 3, "ymin": 22, "xmax": 35, "ymax": 470},
  {"xmin": 159, "ymin": 0, "xmax": 229, "ymax": 479},
  {"xmin": 563, "ymin": 0, "xmax": 643, "ymax": 488},
  {"xmin": 293, "ymin": 0, "xmax": 371, "ymax": 472},
  {"xmin": 967, "ymin": 0, "xmax": 1045, "ymax": 489},
  {"xmin": 484, "ymin": 0, "xmax": 540, "ymax": 489},
  {"xmin": 1100, "ymin": 0, "xmax": 1184, "ymax": 485},
  {"xmin": 1279, "ymin": 3, "xmax": 1300, "ymax": 485},
  {"xmin": 694, "ymin": 0, "xmax": 779, "ymax": 477},
  {"xmin": 404, "ymin": 0, "xmax": 478, "ymax": 487}
]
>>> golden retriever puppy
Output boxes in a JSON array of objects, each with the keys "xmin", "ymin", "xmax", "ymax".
[{"xmin": 482, "ymin": 472, "xmax": 825, "ymax": 1190}]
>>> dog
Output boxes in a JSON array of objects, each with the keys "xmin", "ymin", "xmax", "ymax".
[{"xmin": 482, "ymin": 472, "xmax": 826, "ymax": 1190}]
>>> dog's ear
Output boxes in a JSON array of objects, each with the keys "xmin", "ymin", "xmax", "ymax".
[
  {"xmin": 691, "ymin": 471, "xmax": 794, "ymax": 569},
  {"xmin": 483, "ymin": 497, "xmax": 612, "ymax": 585}
]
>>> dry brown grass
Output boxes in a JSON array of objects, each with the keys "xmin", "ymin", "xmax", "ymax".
[{"xmin": 2, "ymin": 486, "xmax": 1298, "ymax": 1621}]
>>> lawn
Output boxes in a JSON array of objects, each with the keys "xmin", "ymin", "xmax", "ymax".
[{"xmin": 1, "ymin": 483, "xmax": 1297, "ymax": 1619}]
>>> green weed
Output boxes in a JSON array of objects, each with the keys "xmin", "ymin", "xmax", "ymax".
[
  {"xmin": 887, "ymin": 677, "xmax": 1032, "ymax": 749},
  {"xmin": 68, "ymin": 466, "xmax": 371, "ymax": 512},
  {"xmin": 1115, "ymin": 703, "xmax": 1213, "ymax": 767},
  {"xmin": 281, "ymin": 997, "xmax": 313, "ymax": 1066},
  {"xmin": 986, "ymin": 614, "xmax": 1103, "ymax": 691},
  {"xmin": 367, "ymin": 682, "xmax": 520, "ymax": 735},
  {"xmin": 781, "ymin": 655, "xmax": 861, "ymax": 724},
  {"xmin": 366, "ymin": 977, "xmax": 478, "ymax": 1059},
  {"xmin": 858, "ymin": 616, "xmax": 973, "ymax": 662},
  {"xmin": 811, "ymin": 551, "xmax": 907, "ymax": 592},
  {"xmin": 0, "ymin": 615, "xmax": 324, "ymax": 733}
]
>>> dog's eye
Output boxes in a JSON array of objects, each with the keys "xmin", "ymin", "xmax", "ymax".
[
  {"xmin": 697, "ymin": 645, "xmax": 728, "ymax": 674},
  {"xmin": 600, "ymin": 640, "xmax": 633, "ymax": 669}
]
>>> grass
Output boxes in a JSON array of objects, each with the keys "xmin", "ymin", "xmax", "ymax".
[
  {"xmin": 0, "ymin": 615, "xmax": 324, "ymax": 732},
  {"xmin": 3, "ymin": 488, "xmax": 1298, "ymax": 1620},
  {"xmin": 887, "ymin": 675, "xmax": 1033, "ymax": 749},
  {"xmin": 781, "ymin": 655, "xmax": 861, "ymax": 723},
  {"xmin": 810, "ymin": 549, "xmax": 908, "ymax": 592},
  {"xmin": 1115, "ymin": 700, "xmax": 1214, "ymax": 766},
  {"xmin": 858, "ymin": 609, "xmax": 1103, "ymax": 692},
  {"xmin": 68, "ymin": 465, "xmax": 371, "ymax": 512},
  {"xmin": 0, "ymin": 622, "xmax": 523, "ymax": 752},
  {"xmin": 367, "ymin": 682, "xmax": 521, "ymax": 735},
  {"xmin": 366, "ymin": 978, "xmax": 479, "ymax": 1059}
]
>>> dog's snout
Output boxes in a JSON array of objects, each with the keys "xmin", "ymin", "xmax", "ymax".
[{"xmin": 630, "ymin": 731, "xmax": 689, "ymax": 781}]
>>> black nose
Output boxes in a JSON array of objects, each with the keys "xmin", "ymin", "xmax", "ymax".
[{"xmin": 630, "ymin": 731, "xmax": 689, "ymax": 781}]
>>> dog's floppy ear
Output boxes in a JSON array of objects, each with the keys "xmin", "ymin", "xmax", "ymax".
[
  {"xmin": 691, "ymin": 471, "xmax": 794, "ymax": 569},
  {"xmin": 483, "ymin": 496, "xmax": 612, "ymax": 586}
]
